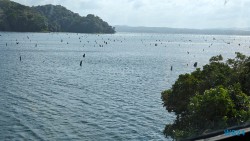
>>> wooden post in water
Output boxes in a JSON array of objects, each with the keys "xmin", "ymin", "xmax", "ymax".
[
  {"xmin": 194, "ymin": 62, "xmax": 198, "ymax": 67},
  {"xmin": 80, "ymin": 60, "xmax": 82, "ymax": 66}
]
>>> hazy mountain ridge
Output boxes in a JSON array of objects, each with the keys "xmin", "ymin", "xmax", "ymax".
[{"xmin": 115, "ymin": 25, "xmax": 250, "ymax": 35}]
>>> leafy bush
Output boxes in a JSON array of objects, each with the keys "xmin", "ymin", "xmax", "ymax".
[{"xmin": 162, "ymin": 52, "xmax": 250, "ymax": 140}]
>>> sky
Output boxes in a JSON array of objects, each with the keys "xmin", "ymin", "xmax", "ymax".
[{"xmin": 12, "ymin": 0, "xmax": 250, "ymax": 29}]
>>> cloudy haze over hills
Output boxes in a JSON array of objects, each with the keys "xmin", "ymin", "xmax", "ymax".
[{"xmin": 12, "ymin": 0, "xmax": 250, "ymax": 29}]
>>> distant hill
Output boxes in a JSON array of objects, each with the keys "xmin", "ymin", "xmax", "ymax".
[
  {"xmin": 115, "ymin": 25, "xmax": 250, "ymax": 35},
  {"xmin": 0, "ymin": 0, "xmax": 115, "ymax": 33},
  {"xmin": 33, "ymin": 5, "xmax": 115, "ymax": 33}
]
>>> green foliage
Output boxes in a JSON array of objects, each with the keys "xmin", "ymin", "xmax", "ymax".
[
  {"xmin": 0, "ymin": 0, "xmax": 48, "ymax": 32},
  {"xmin": 33, "ymin": 5, "xmax": 115, "ymax": 33},
  {"xmin": 0, "ymin": 0, "xmax": 115, "ymax": 33},
  {"xmin": 162, "ymin": 74, "xmax": 201, "ymax": 114},
  {"xmin": 162, "ymin": 52, "xmax": 250, "ymax": 139},
  {"xmin": 188, "ymin": 87, "xmax": 235, "ymax": 129},
  {"xmin": 209, "ymin": 54, "xmax": 223, "ymax": 62}
]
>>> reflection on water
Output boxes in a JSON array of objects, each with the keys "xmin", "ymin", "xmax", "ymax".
[{"xmin": 0, "ymin": 32, "xmax": 249, "ymax": 140}]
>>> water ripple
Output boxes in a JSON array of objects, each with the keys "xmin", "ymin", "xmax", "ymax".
[{"xmin": 1, "ymin": 32, "xmax": 249, "ymax": 140}]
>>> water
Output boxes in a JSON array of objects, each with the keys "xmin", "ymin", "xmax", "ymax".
[{"xmin": 0, "ymin": 32, "xmax": 249, "ymax": 141}]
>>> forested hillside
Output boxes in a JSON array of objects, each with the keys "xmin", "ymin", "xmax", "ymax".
[
  {"xmin": 0, "ymin": 0, "xmax": 48, "ymax": 32},
  {"xmin": 0, "ymin": 0, "xmax": 115, "ymax": 33}
]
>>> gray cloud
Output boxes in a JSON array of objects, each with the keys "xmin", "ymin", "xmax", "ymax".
[{"xmin": 12, "ymin": 0, "xmax": 250, "ymax": 29}]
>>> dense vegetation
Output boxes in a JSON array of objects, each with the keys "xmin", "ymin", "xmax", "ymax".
[
  {"xmin": 161, "ymin": 52, "xmax": 250, "ymax": 140},
  {"xmin": 0, "ymin": 0, "xmax": 115, "ymax": 33},
  {"xmin": 33, "ymin": 5, "xmax": 115, "ymax": 33},
  {"xmin": 0, "ymin": 0, "xmax": 48, "ymax": 32}
]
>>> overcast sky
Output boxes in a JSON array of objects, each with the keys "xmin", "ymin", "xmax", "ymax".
[{"xmin": 12, "ymin": 0, "xmax": 250, "ymax": 29}]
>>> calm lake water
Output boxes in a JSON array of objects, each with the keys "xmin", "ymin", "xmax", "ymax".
[{"xmin": 0, "ymin": 32, "xmax": 249, "ymax": 141}]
